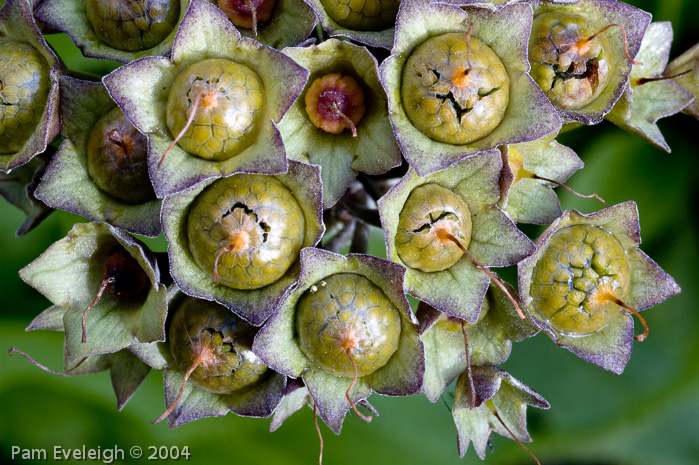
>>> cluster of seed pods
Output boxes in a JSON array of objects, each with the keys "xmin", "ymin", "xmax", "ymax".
[{"xmin": 3, "ymin": 0, "xmax": 693, "ymax": 462}]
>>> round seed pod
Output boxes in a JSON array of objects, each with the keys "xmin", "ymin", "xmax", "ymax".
[
  {"xmin": 319, "ymin": 0, "xmax": 400, "ymax": 31},
  {"xmin": 169, "ymin": 297, "xmax": 268, "ymax": 394},
  {"xmin": 215, "ymin": 0, "xmax": 276, "ymax": 30},
  {"xmin": 85, "ymin": 0, "xmax": 181, "ymax": 52},
  {"xmin": 304, "ymin": 73, "xmax": 366, "ymax": 135},
  {"xmin": 529, "ymin": 12, "xmax": 611, "ymax": 111},
  {"xmin": 165, "ymin": 58, "xmax": 265, "ymax": 161},
  {"xmin": 401, "ymin": 32, "xmax": 510, "ymax": 145},
  {"xmin": 395, "ymin": 183, "xmax": 472, "ymax": 273},
  {"xmin": 530, "ymin": 224, "xmax": 631, "ymax": 336},
  {"xmin": 87, "ymin": 106, "xmax": 155, "ymax": 204},
  {"xmin": 0, "ymin": 42, "xmax": 51, "ymax": 155},
  {"xmin": 295, "ymin": 273, "xmax": 402, "ymax": 378},
  {"xmin": 186, "ymin": 173, "xmax": 306, "ymax": 290}
]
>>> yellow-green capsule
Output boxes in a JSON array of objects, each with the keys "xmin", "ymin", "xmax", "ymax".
[
  {"xmin": 169, "ymin": 297, "xmax": 269, "ymax": 393},
  {"xmin": 529, "ymin": 12, "xmax": 611, "ymax": 110},
  {"xmin": 186, "ymin": 173, "xmax": 305, "ymax": 290},
  {"xmin": 166, "ymin": 58, "xmax": 265, "ymax": 161},
  {"xmin": 0, "ymin": 42, "xmax": 51, "ymax": 154},
  {"xmin": 85, "ymin": 0, "xmax": 180, "ymax": 52},
  {"xmin": 401, "ymin": 32, "xmax": 509, "ymax": 145},
  {"xmin": 87, "ymin": 106, "xmax": 155, "ymax": 204},
  {"xmin": 530, "ymin": 224, "xmax": 631, "ymax": 336},
  {"xmin": 395, "ymin": 183, "xmax": 472, "ymax": 273},
  {"xmin": 319, "ymin": 0, "xmax": 400, "ymax": 31},
  {"xmin": 295, "ymin": 273, "xmax": 402, "ymax": 378}
]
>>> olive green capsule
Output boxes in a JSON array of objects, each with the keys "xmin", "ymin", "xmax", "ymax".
[
  {"xmin": 295, "ymin": 273, "xmax": 402, "ymax": 378},
  {"xmin": 401, "ymin": 32, "xmax": 509, "ymax": 145},
  {"xmin": 0, "ymin": 42, "xmax": 51, "ymax": 155},
  {"xmin": 186, "ymin": 173, "xmax": 305, "ymax": 290},
  {"xmin": 319, "ymin": 0, "xmax": 399, "ymax": 31},
  {"xmin": 166, "ymin": 58, "xmax": 265, "ymax": 161},
  {"xmin": 529, "ymin": 12, "xmax": 611, "ymax": 111},
  {"xmin": 169, "ymin": 297, "xmax": 268, "ymax": 394},
  {"xmin": 530, "ymin": 224, "xmax": 631, "ymax": 336},
  {"xmin": 395, "ymin": 183, "xmax": 472, "ymax": 273},
  {"xmin": 87, "ymin": 106, "xmax": 155, "ymax": 204},
  {"xmin": 85, "ymin": 0, "xmax": 180, "ymax": 52}
]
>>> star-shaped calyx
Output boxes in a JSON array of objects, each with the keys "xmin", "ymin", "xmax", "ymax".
[
  {"xmin": 379, "ymin": 149, "xmax": 535, "ymax": 322},
  {"xmin": 162, "ymin": 161, "xmax": 324, "ymax": 325},
  {"xmin": 379, "ymin": 0, "xmax": 560, "ymax": 176},
  {"xmin": 35, "ymin": 77, "xmax": 162, "ymax": 237},
  {"xmin": 253, "ymin": 248, "xmax": 424, "ymax": 428},
  {"xmin": 19, "ymin": 222, "xmax": 168, "ymax": 364},
  {"xmin": 606, "ymin": 22, "xmax": 695, "ymax": 152},
  {"xmin": 103, "ymin": 0, "xmax": 309, "ymax": 197},
  {"xmin": 517, "ymin": 201, "xmax": 681, "ymax": 373},
  {"xmin": 279, "ymin": 38, "xmax": 401, "ymax": 208}
]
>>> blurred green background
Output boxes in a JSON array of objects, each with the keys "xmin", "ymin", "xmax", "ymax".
[{"xmin": 1, "ymin": 0, "xmax": 698, "ymax": 464}]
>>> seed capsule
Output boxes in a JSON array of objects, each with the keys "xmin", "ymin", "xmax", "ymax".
[
  {"xmin": 319, "ymin": 0, "xmax": 399, "ymax": 31},
  {"xmin": 401, "ymin": 32, "xmax": 509, "ymax": 145},
  {"xmin": 305, "ymin": 73, "xmax": 366, "ymax": 136},
  {"xmin": 530, "ymin": 224, "xmax": 631, "ymax": 336},
  {"xmin": 295, "ymin": 273, "xmax": 401, "ymax": 378},
  {"xmin": 169, "ymin": 297, "xmax": 268, "ymax": 393},
  {"xmin": 166, "ymin": 58, "xmax": 265, "ymax": 161},
  {"xmin": 529, "ymin": 12, "xmax": 611, "ymax": 110},
  {"xmin": 186, "ymin": 173, "xmax": 305, "ymax": 290},
  {"xmin": 87, "ymin": 106, "xmax": 155, "ymax": 204},
  {"xmin": 0, "ymin": 42, "xmax": 51, "ymax": 154},
  {"xmin": 395, "ymin": 183, "xmax": 472, "ymax": 273},
  {"xmin": 85, "ymin": 0, "xmax": 180, "ymax": 52}
]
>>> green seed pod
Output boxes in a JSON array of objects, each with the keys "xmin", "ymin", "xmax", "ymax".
[
  {"xmin": 530, "ymin": 224, "xmax": 631, "ymax": 336},
  {"xmin": 166, "ymin": 58, "xmax": 265, "ymax": 161},
  {"xmin": 318, "ymin": 0, "xmax": 399, "ymax": 31},
  {"xmin": 529, "ymin": 12, "xmax": 611, "ymax": 111},
  {"xmin": 295, "ymin": 273, "xmax": 401, "ymax": 378},
  {"xmin": 395, "ymin": 183, "xmax": 472, "ymax": 273},
  {"xmin": 186, "ymin": 173, "xmax": 306, "ymax": 290},
  {"xmin": 401, "ymin": 32, "xmax": 510, "ymax": 145},
  {"xmin": 169, "ymin": 297, "xmax": 269, "ymax": 393},
  {"xmin": 0, "ymin": 42, "xmax": 51, "ymax": 155},
  {"xmin": 87, "ymin": 106, "xmax": 155, "ymax": 204},
  {"xmin": 85, "ymin": 0, "xmax": 181, "ymax": 52}
]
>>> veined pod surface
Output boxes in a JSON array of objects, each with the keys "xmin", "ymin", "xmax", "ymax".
[
  {"xmin": 319, "ymin": 0, "xmax": 400, "ymax": 31},
  {"xmin": 395, "ymin": 183, "xmax": 472, "ymax": 273},
  {"xmin": 85, "ymin": 0, "xmax": 181, "ymax": 52},
  {"xmin": 169, "ymin": 297, "xmax": 269, "ymax": 393},
  {"xmin": 530, "ymin": 224, "xmax": 630, "ymax": 336},
  {"xmin": 0, "ymin": 42, "xmax": 51, "ymax": 154},
  {"xmin": 166, "ymin": 58, "xmax": 265, "ymax": 161},
  {"xmin": 87, "ymin": 106, "xmax": 155, "ymax": 204},
  {"xmin": 529, "ymin": 12, "xmax": 611, "ymax": 110},
  {"xmin": 401, "ymin": 32, "xmax": 510, "ymax": 145},
  {"xmin": 186, "ymin": 173, "xmax": 306, "ymax": 290},
  {"xmin": 295, "ymin": 273, "xmax": 402, "ymax": 378}
]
